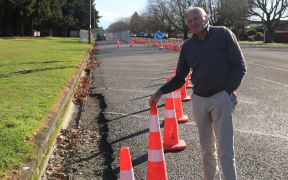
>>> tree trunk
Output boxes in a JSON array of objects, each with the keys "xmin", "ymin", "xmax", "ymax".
[
  {"xmin": 15, "ymin": 13, "xmax": 24, "ymax": 36},
  {"xmin": 183, "ymin": 29, "xmax": 188, "ymax": 40},
  {"xmin": 40, "ymin": 22, "xmax": 48, "ymax": 37},
  {"xmin": 265, "ymin": 24, "xmax": 274, "ymax": 43},
  {"xmin": 66, "ymin": 26, "xmax": 70, "ymax": 37},
  {"xmin": 2, "ymin": 8, "xmax": 15, "ymax": 36},
  {"xmin": 24, "ymin": 16, "xmax": 33, "ymax": 36}
]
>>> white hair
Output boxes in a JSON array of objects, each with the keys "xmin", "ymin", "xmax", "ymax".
[{"xmin": 185, "ymin": 6, "xmax": 207, "ymax": 20}]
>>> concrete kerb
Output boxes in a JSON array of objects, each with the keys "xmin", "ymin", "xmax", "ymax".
[{"xmin": 19, "ymin": 46, "xmax": 91, "ymax": 180}]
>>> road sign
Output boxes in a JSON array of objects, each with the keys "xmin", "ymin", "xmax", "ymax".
[{"xmin": 155, "ymin": 31, "xmax": 164, "ymax": 41}]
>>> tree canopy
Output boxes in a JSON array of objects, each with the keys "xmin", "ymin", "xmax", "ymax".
[{"xmin": 0, "ymin": 0, "xmax": 100, "ymax": 37}]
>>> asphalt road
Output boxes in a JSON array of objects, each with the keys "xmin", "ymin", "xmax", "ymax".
[{"xmin": 91, "ymin": 40, "xmax": 288, "ymax": 179}]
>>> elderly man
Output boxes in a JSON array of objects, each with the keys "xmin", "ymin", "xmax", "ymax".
[{"xmin": 149, "ymin": 6, "xmax": 247, "ymax": 180}]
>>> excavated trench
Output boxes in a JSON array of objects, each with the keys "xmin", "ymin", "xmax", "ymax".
[{"xmin": 42, "ymin": 43, "xmax": 117, "ymax": 180}]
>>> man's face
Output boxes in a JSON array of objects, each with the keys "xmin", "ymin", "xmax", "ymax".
[{"xmin": 186, "ymin": 10, "xmax": 208, "ymax": 35}]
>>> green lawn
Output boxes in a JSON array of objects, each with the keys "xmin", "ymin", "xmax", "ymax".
[{"xmin": 0, "ymin": 37, "xmax": 90, "ymax": 177}]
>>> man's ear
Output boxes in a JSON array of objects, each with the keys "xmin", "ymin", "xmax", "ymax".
[{"xmin": 204, "ymin": 15, "xmax": 209, "ymax": 25}]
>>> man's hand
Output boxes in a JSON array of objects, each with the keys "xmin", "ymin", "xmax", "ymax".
[{"xmin": 149, "ymin": 89, "xmax": 163, "ymax": 106}]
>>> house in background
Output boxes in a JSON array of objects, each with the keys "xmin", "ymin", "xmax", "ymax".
[
  {"xmin": 247, "ymin": 20, "xmax": 288, "ymax": 43},
  {"xmin": 274, "ymin": 20, "xmax": 288, "ymax": 43}
]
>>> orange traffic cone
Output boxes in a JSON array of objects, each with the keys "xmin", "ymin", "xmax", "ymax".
[
  {"xmin": 180, "ymin": 83, "xmax": 191, "ymax": 102},
  {"xmin": 166, "ymin": 77, "xmax": 188, "ymax": 123},
  {"xmin": 173, "ymin": 67, "xmax": 177, "ymax": 75},
  {"xmin": 186, "ymin": 76, "xmax": 192, "ymax": 88},
  {"xmin": 147, "ymin": 102, "xmax": 168, "ymax": 180},
  {"xmin": 163, "ymin": 92, "xmax": 187, "ymax": 150},
  {"xmin": 170, "ymin": 40, "xmax": 173, "ymax": 50},
  {"xmin": 120, "ymin": 147, "xmax": 135, "ymax": 180},
  {"xmin": 148, "ymin": 39, "xmax": 151, "ymax": 46},
  {"xmin": 117, "ymin": 39, "xmax": 120, "ymax": 48},
  {"xmin": 177, "ymin": 41, "xmax": 181, "ymax": 52},
  {"xmin": 160, "ymin": 40, "xmax": 163, "ymax": 48},
  {"xmin": 173, "ymin": 89, "xmax": 189, "ymax": 123},
  {"xmin": 173, "ymin": 41, "xmax": 176, "ymax": 50},
  {"xmin": 165, "ymin": 40, "xmax": 168, "ymax": 49},
  {"xmin": 129, "ymin": 39, "xmax": 133, "ymax": 47}
]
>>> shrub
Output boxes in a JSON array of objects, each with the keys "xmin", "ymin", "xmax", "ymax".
[
  {"xmin": 246, "ymin": 29, "xmax": 257, "ymax": 36},
  {"xmin": 254, "ymin": 32, "xmax": 264, "ymax": 41}
]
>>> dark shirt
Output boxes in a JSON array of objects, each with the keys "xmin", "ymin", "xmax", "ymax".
[{"xmin": 160, "ymin": 25, "xmax": 247, "ymax": 97}]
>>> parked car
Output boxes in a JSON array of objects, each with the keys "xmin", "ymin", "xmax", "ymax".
[
  {"xmin": 145, "ymin": 33, "xmax": 154, "ymax": 38},
  {"xmin": 136, "ymin": 33, "xmax": 145, "ymax": 37},
  {"xmin": 97, "ymin": 34, "xmax": 105, "ymax": 41}
]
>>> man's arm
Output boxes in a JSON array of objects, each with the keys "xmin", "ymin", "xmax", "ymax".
[
  {"xmin": 224, "ymin": 28, "xmax": 247, "ymax": 95},
  {"xmin": 149, "ymin": 47, "xmax": 190, "ymax": 105}
]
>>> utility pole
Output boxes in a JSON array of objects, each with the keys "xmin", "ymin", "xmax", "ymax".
[{"xmin": 88, "ymin": 0, "xmax": 91, "ymax": 44}]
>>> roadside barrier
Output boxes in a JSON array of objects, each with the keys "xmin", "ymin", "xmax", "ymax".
[
  {"xmin": 120, "ymin": 146, "xmax": 135, "ymax": 180},
  {"xmin": 147, "ymin": 102, "xmax": 168, "ymax": 180},
  {"xmin": 163, "ymin": 87, "xmax": 187, "ymax": 151}
]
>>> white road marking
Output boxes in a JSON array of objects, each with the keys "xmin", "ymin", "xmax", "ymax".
[
  {"xmin": 100, "ymin": 62, "xmax": 176, "ymax": 67},
  {"xmin": 238, "ymin": 100, "xmax": 257, "ymax": 104},
  {"xmin": 95, "ymin": 87, "xmax": 154, "ymax": 93},
  {"xmin": 248, "ymin": 74, "xmax": 288, "ymax": 87},
  {"xmin": 105, "ymin": 111, "xmax": 288, "ymax": 140},
  {"xmin": 248, "ymin": 62, "xmax": 288, "ymax": 73},
  {"xmin": 92, "ymin": 75, "xmax": 166, "ymax": 80}
]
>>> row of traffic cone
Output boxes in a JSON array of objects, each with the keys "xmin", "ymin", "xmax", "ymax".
[
  {"xmin": 118, "ymin": 38, "xmax": 184, "ymax": 51},
  {"xmin": 119, "ymin": 102, "xmax": 166, "ymax": 180},
  {"xmin": 120, "ymin": 77, "xmax": 191, "ymax": 179},
  {"xmin": 120, "ymin": 67, "xmax": 193, "ymax": 179}
]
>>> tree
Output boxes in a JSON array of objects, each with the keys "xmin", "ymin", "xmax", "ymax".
[
  {"xmin": 249, "ymin": 0, "xmax": 288, "ymax": 42},
  {"xmin": 106, "ymin": 18, "xmax": 130, "ymax": 32},
  {"xmin": 0, "ymin": 0, "xmax": 100, "ymax": 37},
  {"xmin": 0, "ymin": 0, "xmax": 36, "ymax": 36}
]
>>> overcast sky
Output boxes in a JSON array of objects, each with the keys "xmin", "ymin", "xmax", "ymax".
[{"xmin": 95, "ymin": 0, "xmax": 147, "ymax": 29}]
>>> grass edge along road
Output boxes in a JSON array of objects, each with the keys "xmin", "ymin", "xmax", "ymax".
[{"xmin": 0, "ymin": 37, "xmax": 90, "ymax": 178}]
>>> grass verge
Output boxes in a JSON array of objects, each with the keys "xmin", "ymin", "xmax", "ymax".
[
  {"xmin": 0, "ymin": 37, "xmax": 90, "ymax": 178},
  {"xmin": 238, "ymin": 41, "xmax": 288, "ymax": 47}
]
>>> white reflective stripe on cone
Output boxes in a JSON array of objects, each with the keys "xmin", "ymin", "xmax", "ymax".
[
  {"xmin": 120, "ymin": 169, "xmax": 135, "ymax": 180},
  {"xmin": 150, "ymin": 115, "xmax": 160, "ymax": 132},
  {"xmin": 148, "ymin": 149, "xmax": 164, "ymax": 162},
  {"xmin": 165, "ymin": 110, "xmax": 176, "ymax": 118},
  {"xmin": 173, "ymin": 91, "xmax": 181, "ymax": 98},
  {"xmin": 166, "ymin": 92, "xmax": 173, "ymax": 98}
]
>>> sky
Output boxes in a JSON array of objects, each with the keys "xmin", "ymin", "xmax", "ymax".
[{"xmin": 95, "ymin": 0, "xmax": 148, "ymax": 29}]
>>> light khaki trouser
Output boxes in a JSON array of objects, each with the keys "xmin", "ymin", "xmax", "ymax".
[{"xmin": 192, "ymin": 91, "xmax": 236, "ymax": 180}]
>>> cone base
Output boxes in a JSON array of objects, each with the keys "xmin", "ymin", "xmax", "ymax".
[
  {"xmin": 186, "ymin": 84, "xmax": 193, "ymax": 88},
  {"xmin": 178, "ymin": 115, "xmax": 189, "ymax": 123},
  {"xmin": 163, "ymin": 139, "xmax": 187, "ymax": 151},
  {"xmin": 182, "ymin": 96, "xmax": 191, "ymax": 102}
]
